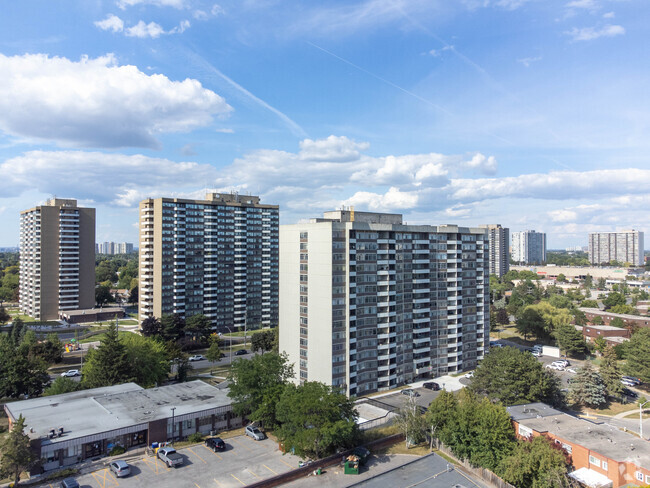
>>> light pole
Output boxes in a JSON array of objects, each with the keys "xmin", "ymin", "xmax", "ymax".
[
  {"xmin": 224, "ymin": 326, "xmax": 233, "ymax": 363},
  {"xmin": 640, "ymin": 400, "xmax": 649, "ymax": 440},
  {"xmin": 171, "ymin": 407, "xmax": 176, "ymax": 442}
]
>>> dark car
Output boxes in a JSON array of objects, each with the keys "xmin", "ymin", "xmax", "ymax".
[
  {"xmin": 59, "ymin": 478, "xmax": 80, "ymax": 488},
  {"xmin": 623, "ymin": 388, "xmax": 638, "ymax": 399},
  {"xmin": 205, "ymin": 436, "xmax": 226, "ymax": 451},
  {"xmin": 422, "ymin": 382, "xmax": 440, "ymax": 391},
  {"xmin": 235, "ymin": 349, "xmax": 248, "ymax": 356}
]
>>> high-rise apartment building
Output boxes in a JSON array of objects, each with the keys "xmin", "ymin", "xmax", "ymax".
[
  {"xmin": 511, "ymin": 230, "xmax": 546, "ymax": 264},
  {"xmin": 19, "ymin": 199, "xmax": 95, "ymax": 320},
  {"xmin": 279, "ymin": 210, "xmax": 489, "ymax": 396},
  {"xmin": 139, "ymin": 193, "xmax": 279, "ymax": 328},
  {"xmin": 588, "ymin": 230, "xmax": 644, "ymax": 266},
  {"xmin": 96, "ymin": 242, "xmax": 134, "ymax": 255},
  {"xmin": 479, "ymin": 224, "xmax": 510, "ymax": 277}
]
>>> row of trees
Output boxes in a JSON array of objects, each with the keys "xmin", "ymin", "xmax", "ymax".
[
  {"xmin": 0, "ymin": 263, "xmax": 19, "ymax": 303},
  {"xmin": 227, "ymin": 352, "xmax": 359, "ymax": 459}
]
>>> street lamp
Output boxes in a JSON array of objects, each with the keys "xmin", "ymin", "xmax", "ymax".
[
  {"xmin": 640, "ymin": 400, "xmax": 649, "ymax": 440},
  {"xmin": 171, "ymin": 407, "xmax": 176, "ymax": 442},
  {"xmin": 224, "ymin": 326, "xmax": 233, "ymax": 363}
]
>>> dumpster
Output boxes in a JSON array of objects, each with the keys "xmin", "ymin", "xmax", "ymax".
[{"xmin": 344, "ymin": 455, "xmax": 360, "ymax": 475}]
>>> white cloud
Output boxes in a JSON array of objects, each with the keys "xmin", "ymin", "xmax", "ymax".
[
  {"xmin": 125, "ymin": 20, "xmax": 165, "ymax": 38},
  {"xmin": 215, "ymin": 128, "xmax": 234, "ymax": 134},
  {"xmin": 211, "ymin": 4, "xmax": 225, "ymax": 16},
  {"xmin": 0, "ymin": 53, "xmax": 232, "ymax": 148},
  {"xmin": 169, "ymin": 19, "xmax": 191, "ymax": 34},
  {"xmin": 345, "ymin": 187, "xmax": 419, "ymax": 211},
  {"xmin": 429, "ymin": 45, "xmax": 453, "ymax": 57},
  {"xmin": 117, "ymin": 0, "xmax": 186, "ymax": 10},
  {"xmin": 566, "ymin": 24, "xmax": 625, "ymax": 41},
  {"xmin": 0, "ymin": 151, "xmax": 219, "ymax": 206},
  {"xmin": 517, "ymin": 56, "xmax": 541, "ymax": 67},
  {"xmin": 602, "ymin": 11, "xmax": 614, "ymax": 19},
  {"xmin": 94, "ymin": 14, "xmax": 125, "ymax": 33},
  {"xmin": 566, "ymin": 0, "xmax": 598, "ymax": 10},
  {"xmin": 299, "ymin": 135, "xmax": 369, "ymax": 162}
]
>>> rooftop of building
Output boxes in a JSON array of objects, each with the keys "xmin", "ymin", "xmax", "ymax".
[
  {"xmin": 5, "ymin": 381, "xmax": 231, "ymax": 445},
  {"xmin": 62, "ymin": 307, "xmax": 124, "ymax": 317},
  {"xmin": 141, "ymin": 192, "xmax": 278, "ymax": 209},
  {"xmin": 507, "ymin": 403, "xmax": 650, "ymax": 467},
  {"xmin": 582, "ymin": 324, "xmax": 629, "ymax": 332},
  {"xmin": 580, "ymin": 307, "xmax": 650, "ymax": 321}
]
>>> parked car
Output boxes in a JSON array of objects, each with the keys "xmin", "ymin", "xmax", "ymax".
[
  {"xmin": 565, "ymin": 368, "xmax": 577, "ymax": 374},
  {"xmin": 622, "ymin": 376, "xmax": 642, "ymax": 386},
  {"xmin": 464, "ymin": 371, "xmax": 474, "ymax": 379},
  {"xmin": 109, "ymin": 460, "xmax": 131, "ymax": 478},
  {"xmin": 60, "ymin": 370, "xmax": 80, "ymax": 377},
  {"xmin": 622, "ymin": 388, "xmax": 638, "ymax": 399},
  {"xmin": 157, "ymin": 446, "xmax": 183, "ymax": 467},
  {"xmin": 545, "ymin": 364, "xmax": 564, "ymax": 371},
  {"xmin": 235, "ymin": 349, "xmax": 248, "ymax": 356},
  {"xmin": 401, "ymin": 389, "xmax": 420, "ymax": 397},
  {"xmin": 551, "ymin": 360, "xmax": 569, "ymax": 368},
  {"xmin": 621, "ymin": 378, "xmax": 637, "ymax": 387},
  {"xmin": 205, "ymin": 437, "xmax": 226, "ymax": 451},
  {"xmin": 422, "ymin": 382, "xmax": 440, "ymax": 391},
  {"xmin": 188, "ymin": 355, "xmax": 205, "ymax": 362},
  {"xmin": 59, "ymin": 478, "xmax": 80, "ymax": 488},
  {"xmin": 245, "ymin": 425, "xmax": 266, "ymax": 440},
  {"xmin": 531, "ymin": 350, "xmax": 542, "ymax": 357}
]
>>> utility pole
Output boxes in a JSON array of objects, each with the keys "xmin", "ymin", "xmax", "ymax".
[{"xmin": 171, "ymin": 407, "xmax": 176, "ymax": 442}]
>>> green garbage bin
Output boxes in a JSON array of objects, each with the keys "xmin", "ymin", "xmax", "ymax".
[{"xmin": 344, "ymin": 459, "xmax": 359, "ymax": 475}]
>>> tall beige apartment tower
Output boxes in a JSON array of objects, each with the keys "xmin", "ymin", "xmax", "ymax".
[
  {"xmin": 588, "ymin": 230, "xmax": 644, "ymax": 266},
  {"xmin": 19, "ymin": 199, "xmax": 96, "ymax": 320},
  {"xmin": 280, "ymin": 210, "xmax": 489, "ymax": 397},
  {"xmin": 479, "ymin": 224, "xmax": 510, "ymax": 277},
  {"xmin": 139, "ymin": 193, "xmax": 279, "ymax": 328}
]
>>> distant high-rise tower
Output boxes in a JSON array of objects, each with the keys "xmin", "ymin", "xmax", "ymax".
[
  {"xmin": 19, "ymin": 198, "xmax": 95, "ymax": 320},
  {"xmin": 280, "ymin": 210, "xmax": 489, "ymax": 396},
  {"xmin": 138, "ymin": 193, "xmax": 279, "ymax": 328},
  {"xmin": 511, "ymin": 230, "xmax": 546, "ymax": 264},
  {"xmin": 480, "ymin": 224, "xmax": 510, "ymax": 277},
  {"xmin": 588, "ymin": 230, "xmax": 644, "ymax": 266}
]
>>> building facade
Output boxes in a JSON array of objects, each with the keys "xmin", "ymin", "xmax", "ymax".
[
  {"xmin": 19, "ymin": 199, "xmax": 95, "ymax": 320},
  {"xmin": 511, "ymin": 230, "xmax": 546, "ymax": 264},
  {"xmin": 96, "ymin": 242, "xmax": 134, "ymax": 255},
  {"xmin": 139, "ymin": 193, "xmax": 279, "ymax": 328},
  {"xmin": 279, "ymin": 210, "xmax": 489, "ymax": 397},
  {"xmin": 479, "ymin": 224, "xmax": 509, "ymax": 277},
  {"xmin": 588, "ymin": 230, "xmax": 644, "ymax": 266}
]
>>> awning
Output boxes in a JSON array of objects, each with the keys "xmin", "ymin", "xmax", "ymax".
[{"xmin": 568, "ymin": 468, "xmax": 613, "ymax": 488}]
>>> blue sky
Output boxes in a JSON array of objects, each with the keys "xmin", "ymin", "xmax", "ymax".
[{"xmin": 0, "ymin": 0, "xmax": 648, "ymax": 248}]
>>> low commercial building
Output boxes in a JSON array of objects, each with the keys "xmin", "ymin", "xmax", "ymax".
[
  {"xmin": 508, "ymin": 403, "xmax": 650, "ymax": 488},
  {"xmin": 4, "ymin": 381, "xmax": 241, "ymax": 474},
  {"xmin": 511, "ymin": 265, "xmax": 633, "ymax": 281},
  {"xmin": 578, "ymin": 324, "xmax": 630, "ymax": 346},
  {"xmin": 59, "ymin": 307, "xmax": 125, "ymax": 324},
  {"xmin": 580, "ymin": 308, "xmax": 650, "ymax": 330}
]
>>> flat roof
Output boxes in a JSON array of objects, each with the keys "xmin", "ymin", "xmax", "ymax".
[
  {"xmin": 507, "ymin": 403, "xmax": 650, "ymax": 467},
  {"xmin": 63, "ymin": 307, "xmax": 124, "ymax": 317},
  {"xmin": 583, "ymin": 324, "xmax": 628, "ymax": 332},
  {"xmin": 5, "ymin": 381, "xmax": 231, "ymax": 446},
  {"xmin": 580, "ymin": 308, "xmax": 650, "ymax": 321}
]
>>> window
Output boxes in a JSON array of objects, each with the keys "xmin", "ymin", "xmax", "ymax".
[
  {"xmin": 518, "ymin": 424, "xmax": 532, "ymax": 438},
  {"xmin": 589, "ymin": 455, "xmax": 600, "ymax": 467},
  {"xmin": 646, "ymin": 474, "xmax": 650, "ymax": 484},
  {"xmin": 635, "ymin": 472, "xmax": 643, "ymax": 481},
  {"xmin": 601, "ymin": 461, "xmax": 607, "ymax": 471}
]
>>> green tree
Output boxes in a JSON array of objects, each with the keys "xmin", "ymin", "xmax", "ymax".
[
  {"xmin": 205, "ymin": 336, "xmax": 222, "ymax": 372},
  {"xmin": 140, "ymin": 316, "xmax": 162, "ymax": 337},
  {"xmin": 128, "ymin": 285, "xmax": 138, "ymax": 305},
  {"xmin": 185, "ymin": 314, "xmax": 212, "ymax": 341},
  {"xmin": 0, "ymin": 335, "xmax": 49, "ymax": 399},
  {"xmin": 555, "ymin": 323, "xmax": 587, "ymax": 357},
  {"xmin": 425, "ymin": 390, "xmax": 458, "ymax": 450},
  {"xmin": 581, "ymin": 299, "xmax": 598, "ymax": 308},
  {"xmin": 44, "ymin": 377, "xmax": 81, "ymax": 396},
  {"xmin": 0, "ymin": 305, "xmax": 10, "ymax": 325},
  {"xmin": 556, "ymin": 273, "xmax": 566, "ymax": 283},
  {"xmin": 95, "ymin": 283, "xmax": 113, "ymax": 306},
  {"xmin": 497, "ymin": 436, "xmax": 570, "ymax": 488},
  {"xmin": 470, "ymin": 346, "xmax": 564, "ymax": 407},
  {"xmin": 568, "ymin": 362, "xmax": 607, "ymax": 408},
  {"xmin": 0, "ymin": 415, "xmax": 37, "ymax": 487},
  {"xmin": 603, "ymin": 292, "xmax": 626, "ymax": 310},
  {"xmin": 515, "ymin": 308, "xmax": 546, "ymax": 341},
  {"xmin": 625, "ymin": 328, "xmax": 650, "ymax": 382},
  {"xmin": 599, "ymin": 346, "xmax": 623, "ymax": 398},
  {"xmin": 161, "ymin": 313, "xmax": 186, "ymax": 342},
  {"xmin": 228, "ymin": 352, "xmax": 294, "ymax": 428},
  {"xmin": 10, "ymin": 317, "xmax": 25, "ymax": 346},
  {"xmin": 395, "ymin": 394, "xmax": 426, "ymax": 448},
  {"xmin": 275, "ymin": 381, "xmax": 358, "ymax": 459},
  {"xmin": 81, "ymin": 323, "xmax": 132, "ymax": 388},
  {"xmin": 593, "ymin": 336, "xmax": 607, "ymax": 354},
  {"xmin": 610, "ymin": 304, "xmax": 636, "ymax": 315},
  {"xmin": 592, "ymin": 315, "xmax": 604, "ymax": 325},
  {"xmin": 122, "ymin": 334, "xmax": 170, "ymax": 387},
  {"xmin": 251, "ymin": 329, "xmax": 275, "ymax": 353},
  {"xmin": 610, "ymin": 317, "xmax": 625, "ymax": 328},
  {"xmin": 583, "ymin": 274, "xmax": 594, "ymax": 289}
]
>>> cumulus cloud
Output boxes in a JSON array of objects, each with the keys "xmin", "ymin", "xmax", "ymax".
[
  {"xmin": 566, "ymin": 24, "xmax": 625, "ymax": 41},
  {"xmin": 517, "ymin": 56, "xmax": 541, "ymax": 67},
  {"xmin": 299, "ymin": 135, "xmax": 369, "ymax": 162},
  {"xmin": 345, "ymin": 187, "xmax": 419, "ymax": 211},
  {"xmin": 0, "ymin": 151, "xmax": 219, "ymax": 206},
  {"xmin": 125, "ymin": 20, "xmax": 166, "ymax": 38},
  {"xmin": 0, "ymin": 53, "xmax": 232, "ymax": 148},
  {"xmin": 94, "ymin": 14, "xmax": 125, "ymax": 33},
  {"xmin": 117, "ymin": 0, "xmax": 186, "ymax": 9}
]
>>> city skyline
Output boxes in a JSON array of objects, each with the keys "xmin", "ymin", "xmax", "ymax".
[{"xmin": 1, "ymin": 1, "xmax": 649, "ymax": 247}]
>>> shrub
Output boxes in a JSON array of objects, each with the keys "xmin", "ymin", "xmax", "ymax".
[
  {"xmin": 108, "ymin": 445, "xmax": 126, "ymax": 456},
  {"xmin": 187, "ymin": 432, "xmax": 204, "ymax": 443}
]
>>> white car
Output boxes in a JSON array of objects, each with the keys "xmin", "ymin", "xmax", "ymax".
[
  {"xmin": 464, "ymin": 371, "xmax": 474, "ymax": 379},
  {"xmin": 551, "ymin": 360, "xmax": 570, "ymax": 368},
  {"xmin": 188, "ymin": 355, "xmax": 205, "ymax": 362},
  {"xmin": 60, "ymin": 370, "xmax": 80, "ymax": 377},
  {"xmin": 545, "ymin": 364, "xmax": 564, "ymax": 371},
  {"xmin": 621, "ymin": 378, "xmax": 636, "ymax": 387},
  {"xmin": 245, "ymin": 425, "xmax": 266, "ymax": 441}
]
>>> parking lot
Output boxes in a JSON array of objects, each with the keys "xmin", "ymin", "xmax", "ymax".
[{"xmin": 37, "ymin": 435, "xmax": 302, "ymax": 488}]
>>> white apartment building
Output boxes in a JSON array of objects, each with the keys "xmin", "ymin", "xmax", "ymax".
[
  {"xmin": 96, "ymin": 242, "xmax": 134, "ymax": 255},
  {"xmin": 139, "ymin": 193, "xmax": 279, "ymax": 328},
  {"xmin": 280, "ymin": 210, "xmax": 489, "ymax": 397},
  {"xmin": 480, "ymin": 224, "xmax": 510, "ymax": 277},
  {"xmin": 19, "ymin": 199, "xmax": 95, "ymax": 320},
  {"xmin": 588, "ymin": 230, "xmax": 644, "ymax": 266},
  {"xmin": 511, "ymin": 230, "xmax": 546, "ymax": 265}
]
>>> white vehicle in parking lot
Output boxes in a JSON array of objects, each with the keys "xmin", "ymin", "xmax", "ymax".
[
  {"xmin": 545, "ymin": 363, "xmax": 565, "ymax": 371},
  {"xmin": 245, "ymin": 425, "xmax": 266, "ymax": 441}
]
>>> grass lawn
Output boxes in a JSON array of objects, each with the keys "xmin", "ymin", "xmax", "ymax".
[
  {"xmin": 581, "ymin": 401, "xmax": 641, "ymax": 417},
  {"xmin": 623, "ymin": 410, "xmax": 650, "ymax": 419},
  {"xmin": 117, "ymin": 319, "xmax": 139, "ymax": 325},
  {"xmin": 79, "ymin": 330, "xmax": 132, "ymax": 343}
]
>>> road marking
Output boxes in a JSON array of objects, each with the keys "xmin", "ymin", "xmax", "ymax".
[
  {"xmin": 91, "ymin": 468, "xmax": 119, "ymax": 488},
  {"xmin": 214, "ymin": 478, "xmax": 223, "ymax": 487},
  {"xmin": 202, "ymin": 444, "xmax": 223, "ymax": 460},
  {"xmin": 194, "ymin": 483, "xmax": 201, "ymax": 488},
  {"xmin": 141, "ymin": 456, "xmax": 169, "ymax": 474},
  {"xmin": 229, "ymin": 437, "xmax": 252, "ymax": 451},
  {"xmin": 263, "ymin": 464, "xmax": 278, "ymax": 475},
  {"xmin": 277, "ymin": 457, "xmax": 295, "ymax": 469},
  {"xmin": 188, "ymin": 447, "xmax": 208, "ymax": 464},
  {"xmin": 247, "ymin": 468, "xmax": 260, "ymax": 478},
  {"xmin": 231, "ymin": 474, "xmax": 246, "ymax": 486}
]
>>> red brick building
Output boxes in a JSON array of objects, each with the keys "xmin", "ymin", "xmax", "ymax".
[
  {"xmin": 508, "ymin": 403, "xmax": 650, "ymax": 488},
  {"xmin": 578, "ymin": 324, "xmax": 630, "ymax": 346},
  {"xmin": 580, "ymin": 307, "xmax": 650, "ymax": 330}
]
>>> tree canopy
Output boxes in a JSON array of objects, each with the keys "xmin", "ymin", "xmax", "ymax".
[
  {"xmin": 0, "ymin": 415, "xmax": 38, "ymax": 487},
  {"xmin": 251, "ymin": 329, "xmax": 275, "ymax": 353},
  {"xmin": 81, "ymin": 323, "xmax": 132, "ymax": 388},
  {"xmin": 625, "ymin": 328, "xmax": 650, "ymax": 383},
  {"xmin": 0, "ymin": 334, "xmax": 49, "ymax": 399},
  {"xmin": 568, "ymin": 362, "xmax": 607, "ymax": 409},
  {"xmin": 470, "ymin": 347, "xmax": 564, "ymax": 407},
  {"xmin": 498, "ymin": 435, "xmax": 571, "ymax": 488},
  {"xmin": 275, "ymin": 381, "xmax": 359, "ymax": 460},
  {"xmin": 554, "ymin": 323, "xmax": 587, "ymax": 357}
]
